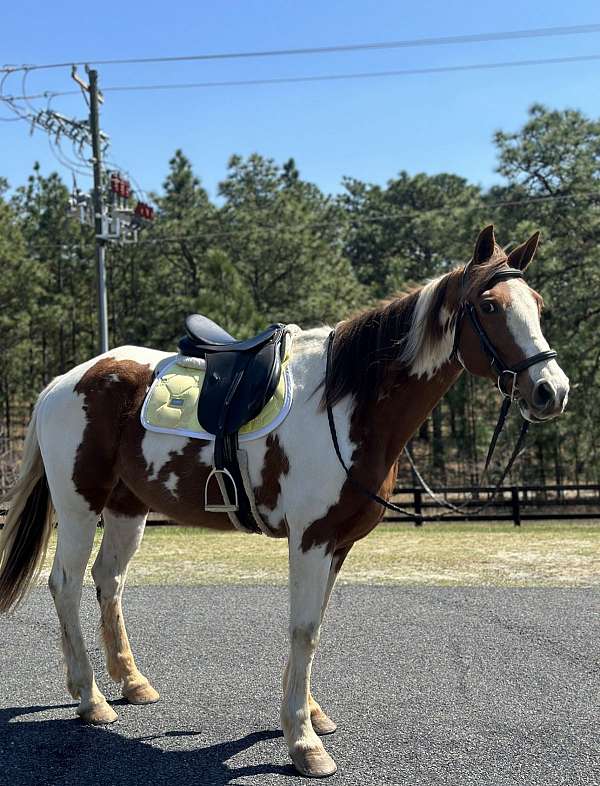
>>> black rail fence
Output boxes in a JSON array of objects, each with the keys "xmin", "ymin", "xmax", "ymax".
[
  {"xmin": 387, "ymin": 483, "xmax": 600, "ymax": 526},
  {"xmin": 1, "ymin": 484, "xmax": 599, "ymax": 529}
]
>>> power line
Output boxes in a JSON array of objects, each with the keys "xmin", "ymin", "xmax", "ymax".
[
  {"xmin": 30, "ymin": 188, "xmax": 600, "ymax": 254},
  {"xmin": 5, "ymin": 52, "xmax": 600, "ymax": 102},
  {"xmin": 2, "ymin": 23, "xmax": 600, "ymax": 74},
  {"xmin": 120, "ymin": 190, "xmax": 600, "ymax": 247}
]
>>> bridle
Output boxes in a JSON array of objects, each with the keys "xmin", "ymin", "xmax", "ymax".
[
  {"xmin": 325, "ymin": 264, "xmax": 558, "ymax": 520},
  {"xmin": 454, "ymin": 266, "xmax": 557, "ymax": 405}
]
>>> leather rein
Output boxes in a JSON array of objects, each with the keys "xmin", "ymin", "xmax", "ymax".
[{"xmin": 325, "ymin": 266, "xmax": 558, "ymax": 521}]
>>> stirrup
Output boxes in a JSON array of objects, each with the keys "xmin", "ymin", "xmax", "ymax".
[{"xmin": 204, "ymin": 467, "xmax": 239, "ymax": 512}]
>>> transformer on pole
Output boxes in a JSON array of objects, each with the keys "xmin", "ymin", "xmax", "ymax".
[{"xmin": 66, "ymin": 67, "xmax": 154, "ymax": 354}]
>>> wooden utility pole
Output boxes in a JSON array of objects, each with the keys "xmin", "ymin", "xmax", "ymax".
[{"xmin": 88, "ymin": 69, "xmax": 109, "ymax": 354}]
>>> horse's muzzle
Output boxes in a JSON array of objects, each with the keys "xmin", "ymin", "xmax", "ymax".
[{"xmin": 521, "ymin": 377, "xmax": 569, "ymax": 421}]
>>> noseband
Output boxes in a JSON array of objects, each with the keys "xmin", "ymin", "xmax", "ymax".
[
  {"xmin": 453, "ymin": 267, "xmax": 557, "ymax": 403},
  {"xmin": 325, "ymin": 265, "xmax": 559, "ymax": 521}
]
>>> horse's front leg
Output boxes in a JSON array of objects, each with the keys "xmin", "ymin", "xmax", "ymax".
[
  {"xmin": 282, "ymin": 533, "xmax": 337, "ymax": 778},
  {"xmin": 283, "ymin": 544, "xmax": 351, "ymax": 738}
]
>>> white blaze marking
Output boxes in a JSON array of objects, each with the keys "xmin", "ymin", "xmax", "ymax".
[{"xmin": 504, "ymin": 279, "xmax": 568, "ymax": 392}]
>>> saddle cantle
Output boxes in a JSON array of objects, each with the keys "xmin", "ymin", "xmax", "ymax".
[
  {"xmin": 181, "ymin": 314, "xmax": 282, "ymax": 355},
  {"xmin": 176, "ymin": 315, "xmax": 289, "ymax": 533}
]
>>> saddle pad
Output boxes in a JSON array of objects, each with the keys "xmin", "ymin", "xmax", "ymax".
[{"xmin": 140, "ymin": 354, "xmax": 294, "ymax": 442}]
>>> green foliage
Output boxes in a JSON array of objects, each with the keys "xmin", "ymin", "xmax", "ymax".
[
  {"xmin": 1, "ymin": 106, "xmax": 599, "ymax": 487},
  {"xmin": 218, "ymin": 153, "xmax": 365, "ymax": 324},
  {"xmin": 340, "ymin": 172, "xmax": 483, "ymax": 295}
]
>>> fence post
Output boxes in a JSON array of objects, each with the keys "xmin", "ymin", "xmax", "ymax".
[
  {"xmin": 414, "ymin": 488, "xmax": 423, "ymax": 527},
  {"xmin": 511, "ymin": 486, "xmax": 521, "ymax": 527}
]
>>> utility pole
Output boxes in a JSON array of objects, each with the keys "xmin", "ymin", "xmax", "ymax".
[{"xmin": 88, "ymin": 69, "xmax": 109, "ymax": 354}]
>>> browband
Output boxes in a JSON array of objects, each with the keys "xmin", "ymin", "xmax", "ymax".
[
  {"xmin": 480, "ymin": 268, "xmax": 525, "ymax": 292},
  {"xmin": 460, "ymin": 264, "xmax": 525, "ymax": 297}
]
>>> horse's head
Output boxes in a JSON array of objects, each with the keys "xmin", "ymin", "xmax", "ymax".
[{"xmin": 456, "ymin": 225, "xmax": 569, "ymax": 422}]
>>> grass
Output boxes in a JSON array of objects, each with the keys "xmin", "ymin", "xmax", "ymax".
[{"xmin": 38, "ymin": 520, "xmax": 600, "ymax": 588}]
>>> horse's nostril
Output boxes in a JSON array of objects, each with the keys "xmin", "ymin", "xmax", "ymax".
[{"xmin": 533, "ymin": 380, "xmax": 555, "ymax": 410}]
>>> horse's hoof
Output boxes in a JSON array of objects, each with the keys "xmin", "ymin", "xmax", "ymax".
[
  {"xmin": 311, "ymin": 709, "xmax": 337, "ymax": 736},
  {"xmin": 123, "ymin": 681, "xmax": 160, "ymax": 705},
  {"xmin": 78, "ymin": 701, "xmax": 118, "ymax": 725},
  {"xmin": 290, "ymin": 746, "xmax": 337, "ymax": 778}
]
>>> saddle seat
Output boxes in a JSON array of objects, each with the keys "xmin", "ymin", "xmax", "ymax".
[{"xmin": 180, "ymin": 314, "xmax": 281, "ymax": 357}]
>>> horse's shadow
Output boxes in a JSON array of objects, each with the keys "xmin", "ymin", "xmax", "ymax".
[{"xmin": 1, "ymin": 703, "xmax": 296, "ymax": 786}]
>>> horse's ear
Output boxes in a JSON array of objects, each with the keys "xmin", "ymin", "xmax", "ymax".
[
  {"xmin": 472, "ymin": 225, "xmax": 496, "ymax": 265},
  {"xmin": 507, "ymin": 231, "xmax": 540, "ymax": 271}
]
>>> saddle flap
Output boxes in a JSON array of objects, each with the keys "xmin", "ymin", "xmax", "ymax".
[
  {"xmin": 226, "ymin": 344, "xmax": 282, "ymax": 431},
  {"xmin": 198, "ymin": 342, "xmax": 282, "ymax": 436}
]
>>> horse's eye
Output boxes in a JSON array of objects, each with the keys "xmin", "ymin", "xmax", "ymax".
[{"xmin": 481, "ymin": 301, "xmax": 496, "ymax": 314}]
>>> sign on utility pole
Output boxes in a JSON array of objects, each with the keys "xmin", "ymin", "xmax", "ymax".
[{"xmin": 87, "ymin": 69, "xmax": 109, "ymax": 355}]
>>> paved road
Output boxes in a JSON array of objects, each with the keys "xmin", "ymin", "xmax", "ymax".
[{"xmin": 1, "ymin": 586, "xmax": 599, "ymax": 785}]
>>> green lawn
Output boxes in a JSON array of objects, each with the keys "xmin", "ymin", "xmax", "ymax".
[{"xmin": 39, "ymin": 521, "xmax": 600, "ymax": 588}]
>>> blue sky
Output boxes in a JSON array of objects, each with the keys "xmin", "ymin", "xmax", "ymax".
[{"xmin": 3, "ymin": 1, "xmax": 600, "ymax": 201}]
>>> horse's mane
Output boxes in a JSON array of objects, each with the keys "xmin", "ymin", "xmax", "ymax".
[{"xmin": 326, "ymin": 250, "xmax": 511, "ymax": 418}]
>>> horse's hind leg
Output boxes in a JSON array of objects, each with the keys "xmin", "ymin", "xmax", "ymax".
[
  {"xmin": 49, "ymin": 509, "xmax": 117, "ymax": 724},
  {"xmin": 92, "ymin": 490, "xmax": 159, "ymax": 706}
]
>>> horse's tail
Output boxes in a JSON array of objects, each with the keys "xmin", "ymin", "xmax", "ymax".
[{"xmin": 0, "ymin": 379, "xmax": 59, "ymax": 613}]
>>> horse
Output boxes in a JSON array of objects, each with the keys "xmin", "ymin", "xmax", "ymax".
[{"xmin": 0, "ymin": 225, "xmax": 569, "ymax": 777}]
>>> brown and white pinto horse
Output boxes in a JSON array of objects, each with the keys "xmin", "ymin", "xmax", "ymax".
[{"xmin": 0, "ymin": 226, "xmax": 569, "ymax": 777}]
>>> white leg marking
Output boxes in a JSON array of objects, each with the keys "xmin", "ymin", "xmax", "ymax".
[
  {"xmin": 49, "ymin": 510, "xmax": 116, "ymax": 721},
  {"xmin": 282, "ymin": 529, "xmax": 337, "ymax": 776},
  {"xmin": 92, "ymin": 509, "xmax": 159, "ymax": 703}
]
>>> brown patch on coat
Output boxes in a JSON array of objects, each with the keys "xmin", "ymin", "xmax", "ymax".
[
  {"xmin": 254, "ymin": 434, "xmax": 290, "ymax": 511},
  {"xmin": 116, "ymin": 416, "xmax": 236, "ymax": 530},
  {"xmin": 302, "ymin": 360, "xmax": 462, "ymax": 554},
  {"xmin": 105, "ymin": 480, "xmax": 149, "ymax": 519},
  {"xmin": 72, "ymin": 358, "xmax": 153, "ymax": 514},
  {"xmin": 114, "ymin": 401, "xmax": 290, "ymax": 536}
]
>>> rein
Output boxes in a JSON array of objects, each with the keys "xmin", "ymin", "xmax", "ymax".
[{"xmin": 324, "ymin": 265, "xmax": 558, "ymax": 522}]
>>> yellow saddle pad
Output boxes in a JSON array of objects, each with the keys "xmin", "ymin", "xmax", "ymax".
[{"xmin": 141, "ymin": 354, "xmax": 293, "ymax": 442}]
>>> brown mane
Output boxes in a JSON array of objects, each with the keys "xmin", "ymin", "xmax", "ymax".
[
  {"xmin": 325, "ymin": 246, "xmax": 512, "ymax": 418},
  {"xmin": 324, "ymin": 290, "xmax": 420, "ymax": 418}
]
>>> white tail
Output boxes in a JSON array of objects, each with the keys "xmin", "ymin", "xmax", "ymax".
[{"xmin": 0, "ymin": 378, "xmax": 59, "ymax": 612}]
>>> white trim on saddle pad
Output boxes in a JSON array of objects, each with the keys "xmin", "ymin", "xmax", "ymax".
[{"xmin": 140, "ymin": 355, "xmax": 294, "ymax": 442}]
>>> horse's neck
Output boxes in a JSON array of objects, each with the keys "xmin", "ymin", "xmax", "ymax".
[{"xmin": 354, "ymin": 360, "xmax": 463, "ymax": 471}]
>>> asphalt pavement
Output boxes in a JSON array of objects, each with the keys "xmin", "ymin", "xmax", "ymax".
[{"xmin": 1, "ymin": 585, "xmax": 599, "ymax": 785}]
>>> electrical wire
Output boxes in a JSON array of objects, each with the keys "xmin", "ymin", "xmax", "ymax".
[
  {"xmin": 4, "ymin": 52, "xmax": 600, "ymax": 101},
  {"xmin": 27, "ymin": 185, "xmax": 600, "ymax": 253},
  {"xmin": 127, "ymin": 190, "xmax": 600, "ymax": 247},
  {"xmin": 2, "ymin": 23, "xmax": 600, "ymax": 72}
]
